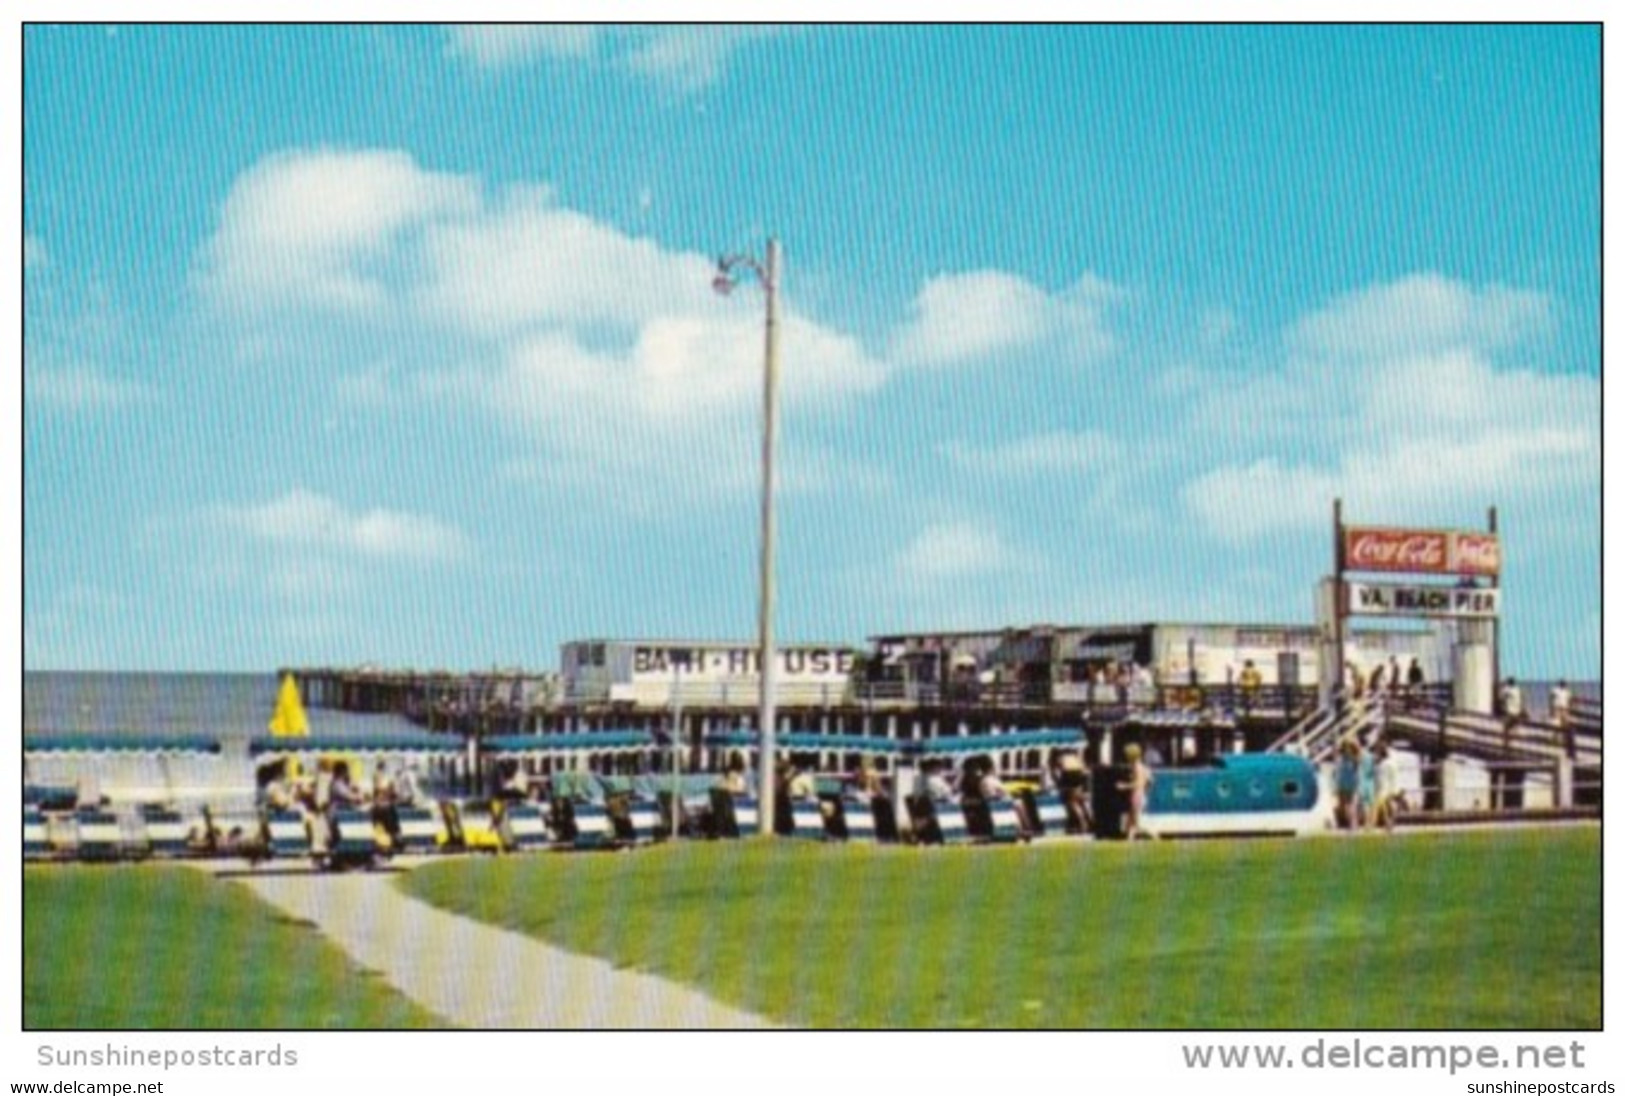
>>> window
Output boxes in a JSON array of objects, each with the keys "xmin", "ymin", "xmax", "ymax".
[{"xmin": 1281, "ymin": 781, "xmax": 1302, "ymax": 798}]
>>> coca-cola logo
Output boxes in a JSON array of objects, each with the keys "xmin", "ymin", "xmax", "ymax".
[
  {"xmin": 1346, "ymin": 529, "xmax": 1449, "ymax": 573},
  {"xmin": 1452, "ymin": 534, "xmax": 1501, "ymax": 575}
]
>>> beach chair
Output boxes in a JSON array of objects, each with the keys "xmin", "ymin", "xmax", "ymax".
[
  {"xmin": 788, "ymin": 798, "xmax": 828, "ymax": 840},
  {"xmin": 838, "ymin": 797, "xmax": 879, "ymax": 842},
  {"xmin": 732, "ymin": 795, "xmax": 761, "ymax": 835},
  {"xmin": 444, "ymin": 801, "xmax": 504, "ymax": 853},
  {"xmin": 500, "ymin": 802, "xmax": 552, "ymax": 852},
  {"xmin": 907, "ymin": 796, "xmax": 969, "ymax": 845},
  {"xmin": 933, "ymin": 799, "xmax": 969, "ymax": 844},
  {"xmin": 264, "ymin": 809, "xmax": 311, "ymax": 859},
  {"xmin": 625, "ymin": 797, "xmax": 663, "ymax": 843},
  {"xmin": 708, "ymin": 789, "xmax": 762, "ymax": 838},
  {"xmin": 1032, "ymin": 791, "xmax": 1071, "ymax": 837},
  {"xmin": 570, "ymin": 802, "xmax": 615, "ymax": 849},
  {"xmin": 394, "ymin": 804, "xmax": 444, "ymax": 854},
  {"xmin": 327, "ymin": 808, "xmax": 381, "ymax": 866},
  {"xmin": 24, "ymin": 807, "xmax": 50, "ymax": 861},
  {"xmin": 75, "ymin": 808, "xmax": 124, "ymax": 862},
  {"xmin": 984, "ymin": 798, "xmax": 1024, "ymax": 843},
  {"xmin": 140, "ymin": 806, "xmax": 190, "ymax": 859}
]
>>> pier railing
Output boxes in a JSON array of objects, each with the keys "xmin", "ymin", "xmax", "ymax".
[{"xmin": 849, "ymin": 679, "xmax": 1396, "ymax": 721}]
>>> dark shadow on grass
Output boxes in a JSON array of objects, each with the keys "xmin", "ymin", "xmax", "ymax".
[{"xmin": 213, "ymin": 865, "xmax": 408, "ymax": 879}]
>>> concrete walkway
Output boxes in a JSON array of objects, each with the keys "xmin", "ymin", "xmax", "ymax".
[{"xmin": 214, "ymin": 863, "xmax": 778, "ymax": 1029}]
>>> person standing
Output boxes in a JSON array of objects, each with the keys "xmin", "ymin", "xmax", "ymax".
[
  {"xmin": 395, "ymin": 761, "xmax": 422, "ymax": 808},
  {"xmin": 1372, "ymin": 743, "xmax": 1400, "ymax": 832},
  {"xmin": 1120, "ymin": 744, "xmax": 1154, "ymax": 840},
  {"xmin": 371, "ymin": 761, "xmax": 401, "ymax": 845},
  {"xmin": 1500, "ymin": 677, "xmax": 1524, "ymax": 724},
  {"xmin": 1358, "ymin": 742, "xmax": 1377, "ymax": 829},
  {"xmin": 1238, "ymin": 659, "xmax": 1263, "ymax": 709},
  {"xmin": 1055, "ymin": 749, "xmax": 1091, "ymax": 834},
  {"xmin": 1334, "ymin": 739, "xmax": 1361, "ymax": 831},
  {"xmin": 1406, "ymin": 658, "xmax": 1425, "ymax": 696},
  {"xmin": 1551, "ymin": 679, "xmax": 1573, "ymax": 728}
]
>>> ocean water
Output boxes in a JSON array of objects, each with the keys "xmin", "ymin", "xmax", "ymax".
[{"xmin": 23, "ymin": 672, "xmax": 423, "ymax": 738}]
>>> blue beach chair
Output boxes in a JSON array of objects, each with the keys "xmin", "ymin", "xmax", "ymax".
[
  {"xmin": 394, "ymin": 804, "xmax": 444, "ymax": 854},
  {"xmin": 75, "ymin": 809, "xmax": 123, "ymax": 862},
  {"xmin": 933, "ymin": 800, "xmax": 970, "ymax": 843},
  {"xmin": 570, "ymin": 802, "xmax": 615, "ymax": 849},
  {"xmin": 501, "ymin": 802, "xmax": 552, "ymax": 852},
  {"xmin": 839, "ymin": 798, "xmax": 879, "ymax": 842},
  {"xmin": 328, "ymin": 808, "xmax": 381, "ymax": 866},
  {"xmin": 708, "ymin": 789, "xmax": 763, "ymax": 838},
  {"xmin": 264, "ymin": 809, "xmax": 311, "ymax": 859},
  {"xmin": 23, "ymin": 807, "xmax": 50, "ymax": 861},
  {"xmin": 141, "ymin": 806, "xmax": 190, "ymax": 859},
  {"xmin": 908, "ymin": 796, "xmax": 969, "ymax": 845},
  {"xmin": 984, "ymin": 798, "xmax": 1024, "ymax": 843},
  {"xmin": 1033, "ymin": 791, "xmax": 1071, "ymax": 837},
  {"xmin": 626, "ymin": 797, "xmax": 663, "ymax": 843},
  {"xmin": 788, "ymin": 798, "xmax": 828, "ymax": 840}
]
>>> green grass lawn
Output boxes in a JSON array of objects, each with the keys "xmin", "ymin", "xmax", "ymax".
[
  {"xmin": 402, "ymin": 827, "xmax": 1600, "ymax": 1029},
  {"xmin": 24, "ymin": 865, "xmax": 448, "ymax": 1029}
]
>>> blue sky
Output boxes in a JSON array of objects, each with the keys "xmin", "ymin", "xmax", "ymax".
[{"xmin": 22, "ymin": 25, "xmax": 1600, "ymax": 675}]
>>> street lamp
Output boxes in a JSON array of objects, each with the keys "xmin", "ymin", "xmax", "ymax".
[{"xmin": 713, "ymin": 238, "xmax": 782, "ymax": 837}]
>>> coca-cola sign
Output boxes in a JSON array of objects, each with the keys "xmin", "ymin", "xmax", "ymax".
[
  {"xmin": 1451, "ymin": 533, "xmax": 1502, "ymax": 576},
  {"xmin": 1343, "ymin": 526, "xmax": 1502, "ymax": 577},
  {"xmin": 1345, "ymin": 528, "xmax": 1450, "ymax": 574}
]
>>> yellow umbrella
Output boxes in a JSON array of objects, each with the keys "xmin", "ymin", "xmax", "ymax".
[{"xmin": 268, "ymin": 674, "xmax": 310, "ymax": 738}]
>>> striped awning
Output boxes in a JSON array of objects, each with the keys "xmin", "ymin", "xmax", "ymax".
[
  {"xmin": 249, "ymin": 731, "xmax": 464, "ymax": 755},
  {"xmin": 701, "ymin": 731, "xmax": 902, "ymax": 756},
  {"xmin": 903, "ymin": 729, "xmax": 1084, "ymax": 758},
  {"xmin": 25, "ymin": 733, "xmax": 222, "ymax": 755},
  {"xmin": 481, "ymin": 731, "xmax": 655, "ymax": 755}
]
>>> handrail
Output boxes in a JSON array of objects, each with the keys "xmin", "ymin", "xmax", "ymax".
[{"xmin": 1383, "ymin": 705, "xmax": 1601, "ymax": 765}]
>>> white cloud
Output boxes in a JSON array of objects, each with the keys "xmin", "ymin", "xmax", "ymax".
[
  {"xmin": 222, "ymin": 489, "xmax": 469, "ymax": 563},
  {"xmin": 28, "ymin": 366, "xmax": 152, "ymax": 410},
  {"xmin": 1288, "ymin": 273, "xmax": 1551, "ymax": 360},
  {"xmin": 197, "ymin": 148, "xmax": 479, "ymax": 314},
  {"xmin": 1182, "ymin": 278, "xmax": 1597, "ymax": 543},
  {"xmin": 1186, "ymin": 423, "xmax": 1594, "ymax": 543},
  {"xmin": 446, "ymin": 26, "xmax": 600, "ymax": 68},
  {"xmin": 623, "ymin": 27, "xmax": 785, "ymax": 92},
  {"xmin": 445, "ymin": 26, "xmax": 789, "ymax": 91},
  {"xmin": 439, "ymin": 307, "xmax": 884, "ymax": 509},
  {"xmin": 896, "ymin": 520, "xmax": 1019, "ymax": 580},
  {"xmin": 415, "ymin": 190, "xmax": 716, "ymax": 338},
  {"xmin": 891, "ymin": 270, "xmax": 1119, "ymax": 368},
  {"xmin": 1182, "ymin": 459, "xmax": 1339, "ymax": 541},
  {"xmin": 197, "ymin": 149, "xmax": 1162, "ymax": 516}
]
